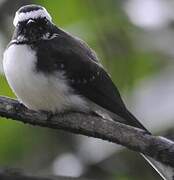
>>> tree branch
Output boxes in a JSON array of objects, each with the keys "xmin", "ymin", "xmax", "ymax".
[
  {"xmin": 0, "ymin": 96, "xmax": 174, "ymax": 167},
  {"xmin": 0, "ymin": 171, "xmax": 90, "ymax": 180}
]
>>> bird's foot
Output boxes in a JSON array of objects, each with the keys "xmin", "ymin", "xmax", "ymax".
[
  {"xmin": 14, "ymin": 102, "xmax": 25, "ymax": 112},
  {"xmin": 39, "ymin": 110, "xmax": 54, "ymax": 121}
]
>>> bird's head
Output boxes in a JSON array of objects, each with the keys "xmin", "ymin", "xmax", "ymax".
[{"xmin": 13, "ymin": 4, "xmax": 54, "ymax": 43}]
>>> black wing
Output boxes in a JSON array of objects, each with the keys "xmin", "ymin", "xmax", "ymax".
[{"xmin": 36, "ymin": 27, "xmax": 148, "ymax": 131}]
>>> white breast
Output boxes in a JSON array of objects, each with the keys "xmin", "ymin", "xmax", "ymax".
[{"xmin": 3, "ymin": 44, "xmax": 87, "ymax": 112}]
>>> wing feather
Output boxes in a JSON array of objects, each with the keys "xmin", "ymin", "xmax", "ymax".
[{"xmin": 36, "ymin": 28, "xmax": 148, "ymax": 130}]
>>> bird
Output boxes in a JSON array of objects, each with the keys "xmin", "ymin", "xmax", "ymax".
[
  {"xmin": 3, "ymin": 4, "xmax": 146, "ymax": 130},
  {"xmin": 2, "ymin": 4, "xmax": 172, "ymax": 179}
]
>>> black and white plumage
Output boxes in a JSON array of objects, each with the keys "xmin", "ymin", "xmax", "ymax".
[
  {"xmin": 2, "ymin": 5, "xmax": 173, "ymax": 180},
  {"xmin": 3, "ymin": 4, "xmax": 147, "ymax": 130}
]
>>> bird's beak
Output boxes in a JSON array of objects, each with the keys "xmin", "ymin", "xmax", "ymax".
[{"xmin": 27, "ymin": 19, "xmax": 36, "ymax": 26}]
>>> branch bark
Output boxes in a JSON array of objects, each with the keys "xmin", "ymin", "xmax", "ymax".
[
  {"xmin": 0, "ymin": 96, "xmax": 174, "ymax": 168},
  {"xmin": 0, "ymin": 171, "xmax": 90, "ymax": 180}
]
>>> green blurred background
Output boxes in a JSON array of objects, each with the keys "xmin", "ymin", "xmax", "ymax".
[{"xmin": 1, "ymin": 0, "xmax": 174, "ymax": 179}]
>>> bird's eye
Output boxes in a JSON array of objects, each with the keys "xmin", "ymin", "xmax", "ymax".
[{"xmin": 43, "ymin": 17, "xmax": 47, "ymax": 22}]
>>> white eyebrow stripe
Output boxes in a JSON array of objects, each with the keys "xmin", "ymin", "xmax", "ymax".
[{"xmin": 13, "ymin": 8, "xmax": 52, "ymax": 27}]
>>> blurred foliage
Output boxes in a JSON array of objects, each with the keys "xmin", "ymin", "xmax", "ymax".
[{"xmin": 0, "ymin": 0, "xmax": 173, "ymax": 180}]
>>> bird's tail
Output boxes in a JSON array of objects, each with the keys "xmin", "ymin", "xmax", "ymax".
[
  {"xmin": 141, "ymin": 154, "xmax": 174, "ymax": 180},
  {"xmin": 112, "ymin": 110, "xmax": 174, "ymax": 180},
  {"xmin": 93, "ymin": 103, "xmax": 174, "ymax": 179}
]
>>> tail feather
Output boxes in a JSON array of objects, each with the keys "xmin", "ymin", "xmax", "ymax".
[
  {"xmin": 112, "ymin": 109, "xmax": 174, "ymax": 180},
  {"xmin": 141, "ymin": 154, "xmax": 174, "ymax": 180},
  {"xmin": 91, "ymin": 102, "xmax": 174, "ymax": 179}
]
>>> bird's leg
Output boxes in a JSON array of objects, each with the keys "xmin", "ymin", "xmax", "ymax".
[{"xmin": 39, "ymin": 110, "xmax": 54, "ymax": 122}]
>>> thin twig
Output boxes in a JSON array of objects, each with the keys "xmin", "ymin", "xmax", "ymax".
[{"xmin": 0, "ymin": 171, "xmax": 90, "ymax": 180}]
